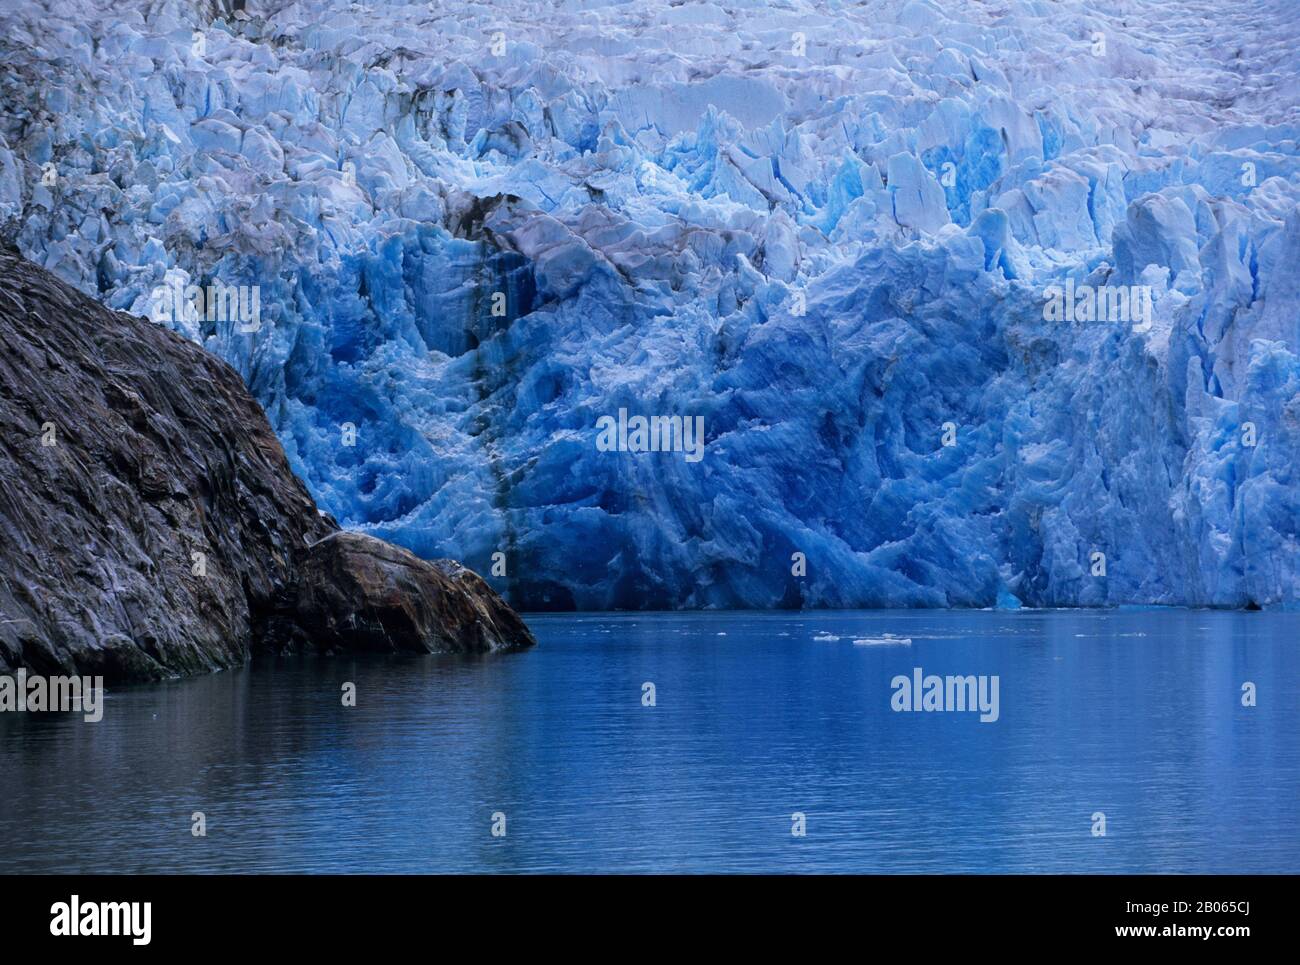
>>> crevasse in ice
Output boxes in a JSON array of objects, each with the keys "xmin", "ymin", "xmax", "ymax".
[{"xmin": 1, "ymin": 0, "xmax": 1297, "ymax": 609}]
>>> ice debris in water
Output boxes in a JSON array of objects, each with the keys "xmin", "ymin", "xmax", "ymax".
[{"xmin": 853, "ymin": 635, "xmax": 913, "ymax": 646}]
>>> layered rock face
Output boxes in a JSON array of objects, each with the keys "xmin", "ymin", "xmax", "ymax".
[
  {"xmin": 1, "ymin": 1, "xmax": 1298, "ymax": 609},
  {"xmin": 0, "ymin": 249, "xmax": 533, "ymax": 680}
]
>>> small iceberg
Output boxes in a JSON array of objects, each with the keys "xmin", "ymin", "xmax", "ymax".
[
  {"xmin": 852, "ymin": 634, "xmax": 912, "ymax": 646},
  {"xmin": 812, "ymin": 633, "xmax": 841, "ymax": 641}
]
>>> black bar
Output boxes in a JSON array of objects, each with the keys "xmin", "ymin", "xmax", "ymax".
[{"xmin": 3, "ymin": 874, "xmax": 1276, "ymax": 950}]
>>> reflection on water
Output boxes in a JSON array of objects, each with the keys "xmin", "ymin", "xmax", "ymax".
[{"xmin": 2, "ymin": 609, "xmax": 1297, "ymax": 873}]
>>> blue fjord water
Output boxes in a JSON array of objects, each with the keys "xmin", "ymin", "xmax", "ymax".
[{"xmin": 1, "ymin": 609, "xmax": 1297, "ymax": 874}]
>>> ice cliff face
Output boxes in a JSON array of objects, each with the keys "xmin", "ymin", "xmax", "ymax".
[{"xmin": 1, "ymin": 0, "xmax": 1297, "ymax": 609}]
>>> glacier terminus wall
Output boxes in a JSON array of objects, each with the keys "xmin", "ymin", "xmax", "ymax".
[{"xmin": 1, "ymin": 0, "xmax": 1298, "ymax": 609}]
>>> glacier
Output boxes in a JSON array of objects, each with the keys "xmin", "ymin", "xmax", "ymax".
[{"xmin": 0, "ymin": 0, "xmax": 1297, "ymax": 609}]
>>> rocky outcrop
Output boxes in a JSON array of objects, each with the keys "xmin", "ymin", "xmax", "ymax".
[
  {"xmin": 262, "ymin": 532, "xmax": 535, "ymax": 654},
  {"xmin": 0, "ymin": 249, "xmax": 533, "ymax": 680}
]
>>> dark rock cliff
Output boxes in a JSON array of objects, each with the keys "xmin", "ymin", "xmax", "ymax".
[{"xmin": 0, "ymin": 249, "xmax": 534, "ymax": 680}]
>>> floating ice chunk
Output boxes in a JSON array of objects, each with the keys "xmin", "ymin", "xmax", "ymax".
[{"xmin": 852, "ymin": 635, "xmax": 913, "ymax": 646}]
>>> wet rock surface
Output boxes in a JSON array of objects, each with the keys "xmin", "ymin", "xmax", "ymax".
[
  {"xmin": 264, "ymin": 531, "xmax": 535, "ymax": 655},
  {"xmin": 0, "ymin": 249, "xmax": 533, "ymax": 680}
]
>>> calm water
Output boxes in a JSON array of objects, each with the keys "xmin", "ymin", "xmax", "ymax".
[{"xmin": 2, "ymin": 609, "xmax": 1298, "ymax": 873}]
